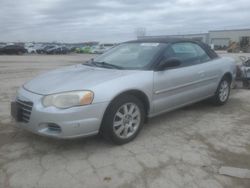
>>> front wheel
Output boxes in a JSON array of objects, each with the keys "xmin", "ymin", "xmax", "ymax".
[
  {"xmin": 101, "ymin": 95, "xmax": 145, "ymax": 145},
  {"xmin": 212, "ymin": 77, "xmax": 231, "ymax": 105}
]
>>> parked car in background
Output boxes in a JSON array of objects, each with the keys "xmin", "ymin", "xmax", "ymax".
[
  {"xmin": 241, "ymin": 59, "xmax": 250, "ymax": 88},
  {"xmin": 25, "ymin": 45, "xmax": 37, "ymax": 54},
  {"xmin": 75, "ymin": 46, "xmax": 92, "ymax": 54},
  {"xmin": 36, "ymin": 45, "xmax": 56, "ymax": 54},
  {"xmin": 2, "ymin": 45, "xmax": 27, "ymax": 55},
  {"xmin": 0, "ymin": 44, "xmax": 6, "ymax": 54},
  {"xmin": 92, "ymin": 47, "xmax": 107, "ymax": 54},
  {"xmin": 46, "ymin": 46, "xmax": 70, "ymax": 54},
  {"xmin": 36, "ymin": 45, "xmax": 47, "ymax": 54},
  {"xmin": 92, "ymin": 43, "xmax": 115, "ymax": 54},
  {"xmin": 25, "ymin": 43, "xmax": 48, "ymax": 54},
  {"xmin": 11, "ymin": 38, "xmax": 236, "ymax": 144},
  {"xmin": 68, "ymin": 46, "xmax": 77, "ymax": 53}
]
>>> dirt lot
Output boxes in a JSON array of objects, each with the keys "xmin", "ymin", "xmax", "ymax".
[{"xmin": 0, "ymin": 54, "xmax": 250, "ymax": 188}]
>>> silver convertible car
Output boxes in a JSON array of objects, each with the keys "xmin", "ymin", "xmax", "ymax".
[{"xmin": 11, "ymin": 38, "xmax": 236, "ymax": 144}]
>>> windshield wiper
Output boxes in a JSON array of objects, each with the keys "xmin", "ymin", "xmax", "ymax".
[
  {"xmin": 83, "ymin": 59, "xmax": 123, "ymax": 69},
  {"xmin": 92, "ymin": 61, "xmax": 123, "ymax": 70}
]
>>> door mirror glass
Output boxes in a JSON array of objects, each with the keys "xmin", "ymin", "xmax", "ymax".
[{"xmin": 157, "ymin": 58, "xmax": 181, "ymax": 70}]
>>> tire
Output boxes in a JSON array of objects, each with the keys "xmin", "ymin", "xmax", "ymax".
[
  {"xmin": 100, "ymin": 95, "xmax": 145, "ymax": 145},
  {"xmin": 242, "ymin": 80, "xmax": 249, "ymax": 88},
  {"xmin": 212, "ymin": 76, "xmax": 231, "ymax": 105}
]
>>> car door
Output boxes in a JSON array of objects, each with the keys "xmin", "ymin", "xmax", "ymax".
[{"xmin": 152, "ymin": 42, "xmax": 216, "ymax": 116}]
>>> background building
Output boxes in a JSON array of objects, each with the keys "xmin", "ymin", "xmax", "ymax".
[
  {"xmin": 209, "ymin": 29, "xmax": 250, "ymax": 50},
  {"xmin": 140, "ymin": 28, "xmax": 250, "ymax": 52}
]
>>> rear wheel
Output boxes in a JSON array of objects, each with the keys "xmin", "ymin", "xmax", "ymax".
[
  {"xmin": 212, "ymin": 77, "xmax": 231, "ymax": 105},
  {"xmin": 101, "ymin": 95, "xmax": 145, "ymax": 144},
  {"xmin": 243, "ymin": 79, "xmax": 249, "ymax": 88}
]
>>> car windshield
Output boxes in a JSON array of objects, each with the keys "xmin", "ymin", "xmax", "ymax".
[{"xmin": 90, "ymin": 42, "xmax": 166, "ymax": 70}]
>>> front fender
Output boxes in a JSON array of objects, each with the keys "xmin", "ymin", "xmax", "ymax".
[{"xmin": 91, "ymin": 71, "xmax": 154, "ymax": 105}]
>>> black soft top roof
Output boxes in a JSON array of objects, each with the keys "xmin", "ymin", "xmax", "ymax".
[
  {"xmin": 126, "ymin": 37, "xmax": 196, "ymax": 44},
  {"xmin": 125, "ymin": 37, "xmax": 218, "ymax": 59}
]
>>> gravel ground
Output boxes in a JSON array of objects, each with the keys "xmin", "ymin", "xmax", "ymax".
[{"xmin": 0, "ymin": 54, "xmax": 250, "ymax": 188}]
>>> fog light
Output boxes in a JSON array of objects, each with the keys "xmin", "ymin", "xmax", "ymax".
[{"xmin": 47, "ymin": 123, "xmax": 61, "ymax": 133}]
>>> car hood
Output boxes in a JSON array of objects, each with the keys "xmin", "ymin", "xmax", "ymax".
[{"xmin": 24, "ymin": 64, "xmax": 135, "ymax": 95}]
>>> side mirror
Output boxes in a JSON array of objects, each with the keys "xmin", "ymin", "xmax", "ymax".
[{"xmin": 157, "ymin": 57, "xmax": 182, "ymax": 71}]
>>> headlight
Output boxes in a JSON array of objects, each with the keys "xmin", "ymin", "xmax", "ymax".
[{"xmin": 42, "ymin": 91, "xmax": 94, "ymax": 109}]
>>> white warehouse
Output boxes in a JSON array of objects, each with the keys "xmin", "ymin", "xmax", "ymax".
[{"xmin": 140, "ymin": 28, "xmax": 250, "ymax": 51}]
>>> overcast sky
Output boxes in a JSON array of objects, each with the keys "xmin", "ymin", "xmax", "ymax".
[{"xmin": 0, "ymin": 0, "xmax": 250, "ymax": 43}]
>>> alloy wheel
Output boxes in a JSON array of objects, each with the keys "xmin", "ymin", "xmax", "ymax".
[
  {"xmin": 219, "ymin": 80, "xmax": 229, "ymax": 102},
  {"xmin": 113, "ymin": 103, "xmax": 141, "ymax": 139}
]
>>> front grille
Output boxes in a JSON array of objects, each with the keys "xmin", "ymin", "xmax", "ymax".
[{"xmin": 16, "ymin": 99, "xmax": 33, "ymax": 123}]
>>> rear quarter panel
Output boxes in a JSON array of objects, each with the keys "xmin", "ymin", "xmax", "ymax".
[
  {"xmin": 198, "ymin": 56, "xmax": 236, "ymax": 94},
  {"xmin": 215, "ymin": 56, "xmax": 237, "ymax": 82}
]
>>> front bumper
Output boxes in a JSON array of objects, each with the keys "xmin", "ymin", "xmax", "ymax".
[{"xmin": 13, "ymin": 87, "xmax": 109, "ymax": 138}]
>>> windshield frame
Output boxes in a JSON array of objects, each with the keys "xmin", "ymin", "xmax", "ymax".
[{"xmin": 90, "ymin": 42, "xmax": 168, "ymax": 70}]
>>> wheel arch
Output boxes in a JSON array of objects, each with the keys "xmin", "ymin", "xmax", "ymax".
[
  {"xmin": 99, "ymin": 90, "xmax": 149, "ymax": 143},
  {"xmin": 100, "ymin": 89, "xmax": 150, "ymax": 131},
  {"xmin": 222, "ymin": 72, "xmax": 233, "ymax": 84},
  {"xmin": 108, "ymin": 89, "xmax": 150, "ymax": 115}
]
